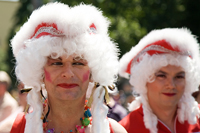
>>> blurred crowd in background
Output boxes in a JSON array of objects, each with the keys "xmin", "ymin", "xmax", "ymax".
[{"xmin": 0, "ymin": 71, "xmax": 27, "ymax": 133}]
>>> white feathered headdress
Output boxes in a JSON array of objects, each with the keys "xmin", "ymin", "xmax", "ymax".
[{"xmin": 11, "ymin": 2, "xmax": 119, "ymax": 133}]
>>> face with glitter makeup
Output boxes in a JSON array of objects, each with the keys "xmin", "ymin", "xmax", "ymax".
[{"xmin": 43, "ymin": 54, "xmax": 91, "ymax": 101}]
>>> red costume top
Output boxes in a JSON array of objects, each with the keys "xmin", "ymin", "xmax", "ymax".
[
  {"xmin": 119, "ymin": 105, "xmax": 200, "ymax": 133},
  {"xmin": 10, "ymin": 113, "xmax": 114, "ymax": 133}
]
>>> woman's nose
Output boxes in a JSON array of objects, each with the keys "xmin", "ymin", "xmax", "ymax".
[
  {"xmin": 167, "ymin": 78, "xmax": 176, "ymax": 89},
  {"xmin": 61, "ymin": 65, "xmax": 74, "ymax": 78}
]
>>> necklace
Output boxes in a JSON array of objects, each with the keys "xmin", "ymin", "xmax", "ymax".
[{"xmin": 42, "ymin": 99, "xmax": 92, "ymax": 133}]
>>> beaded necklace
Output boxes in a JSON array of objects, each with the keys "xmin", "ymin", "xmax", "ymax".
[
  {"xmin": 41, "ymin": 99, "xmax": 92, "ymax": 133},
  {"xmin": 40, "ymin": 83, "xmax": 110, "ymax": 133}
]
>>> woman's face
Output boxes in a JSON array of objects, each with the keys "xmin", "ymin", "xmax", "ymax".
[
  {"xmin": 43, "ymin": 54, "xmax": 91, "ymax": 101},
  {"xmin": 146, "ymin": 65, "xmax": 185, "ymax": 109}
]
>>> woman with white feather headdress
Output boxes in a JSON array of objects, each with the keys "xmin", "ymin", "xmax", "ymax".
[
  {"xmin": 10, "ymin": 2, "xmax": 127, "ymax": 133},
  {"xmin": 119, "ymin": 28, "xmax": 200, "ymax": 133}
]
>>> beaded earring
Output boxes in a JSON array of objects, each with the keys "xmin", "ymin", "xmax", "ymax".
[
  {"xmin": 87, "ymin": 82, "xmax": 115, "ymax": 109},
  {"xmin": 86, "ymin": 82, "xmax": 99, "ymax": 108},
  {"xmin": 40, "ymin": 89, "xmax": 51, "ymax": 132}
]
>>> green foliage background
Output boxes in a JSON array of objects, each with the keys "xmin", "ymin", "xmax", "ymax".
[{"xmin": 3, "ymin": 0, "xmax": 200, "ymax": 89}]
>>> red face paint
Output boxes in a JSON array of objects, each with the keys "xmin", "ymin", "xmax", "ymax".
[
  {"xmin": 83, "ymin": 70, "xmax": 90, "ymax": 82},
  {"xmin": 44, "ymin": 69, "xmax": 52, "ymax": 82}
]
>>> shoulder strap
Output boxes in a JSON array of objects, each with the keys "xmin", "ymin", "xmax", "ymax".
[{"xmin": 10, "ymin": 112, "xmax": 26, "ymax": 133}]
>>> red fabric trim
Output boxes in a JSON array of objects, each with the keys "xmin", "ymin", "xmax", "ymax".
[
  {"xmin": 30, "ymin": 23, "xmax": 59, "ymax": 39},
  {"xmin": 31, "ymin": 23, "xmax": 96, "ymax": 39},
  {"xmin": 125, "ymin": 40, "xmax": 189, "ymax": 74},
  {"xmin": 90, "ymin": 23, "xmax": 96, "ymax": 30},
  {"xmin": 10, "ymin": 113, "xmax": 115, "ymax": 133},
  {"xmin": 35, "ymin": 32, "xmax": 54, "ymax": 39},
  {"xmin": 145, "ymin": 40, "xmax": 179, "ymax": 53},
  {"xmin": 125, "ymin": 58, "xmax": 134, "ymax": 74},
  {"xmin": 119, "ymin": 105, "xmax": 200, "ymax": 133},
  {"xmin": 10, "ymin": 112, "xmax": 26, "ymax": 133}
]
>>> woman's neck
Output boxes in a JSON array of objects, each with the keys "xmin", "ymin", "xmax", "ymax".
[
  {"xmin": 44, "ymin": 97, "xmax": 85, "ymax": 132},
  {"xmin": 150, "ymin": 103, "xmax": 177, "ymax": 133}
]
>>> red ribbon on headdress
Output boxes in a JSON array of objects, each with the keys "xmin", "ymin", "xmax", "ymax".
[
  {"xmin": 90, "ymin": 23, "xmax": 96, "ymax": 30},
  {"xmin": 30, "ymin": 23, "xmax": 63, "ymax": 39},
  {"xmin": 89, "ymin": 23, "xmax": 97, "ymax": 34},
  {"xmin": 125, "ymin": 40, "xmax": 192, "ymax": 74},
  {"xmin": 30, "ymin": 23, "xmax": 97, "ymax": 39}
]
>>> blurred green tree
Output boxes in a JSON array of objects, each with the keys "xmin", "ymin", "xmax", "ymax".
[{"xmin": 59, "ymin": 0, "xmax": 192, "ymax": 55}]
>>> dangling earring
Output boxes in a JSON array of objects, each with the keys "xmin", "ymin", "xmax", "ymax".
[
  {"xmin": 86, "ymin": 82, "xmax": 115, "ymax": 108},
  {"xmin": 103, "ymin": 86, "xmax": 110, "ymax": 105},
  {"xmin": 40, "ymin": 88, "xmax": 50, "ymax": 132},
  {"xmin": 103, "ymin": 84, "xmax": 115, "ymax": 105},
  {"xmin": 40, "ymin": 88, "xmax": 47, "ymax": 120},
  {"xmin": 86, "ymin": 82, "xmax": 99, "ymax": 108}
]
